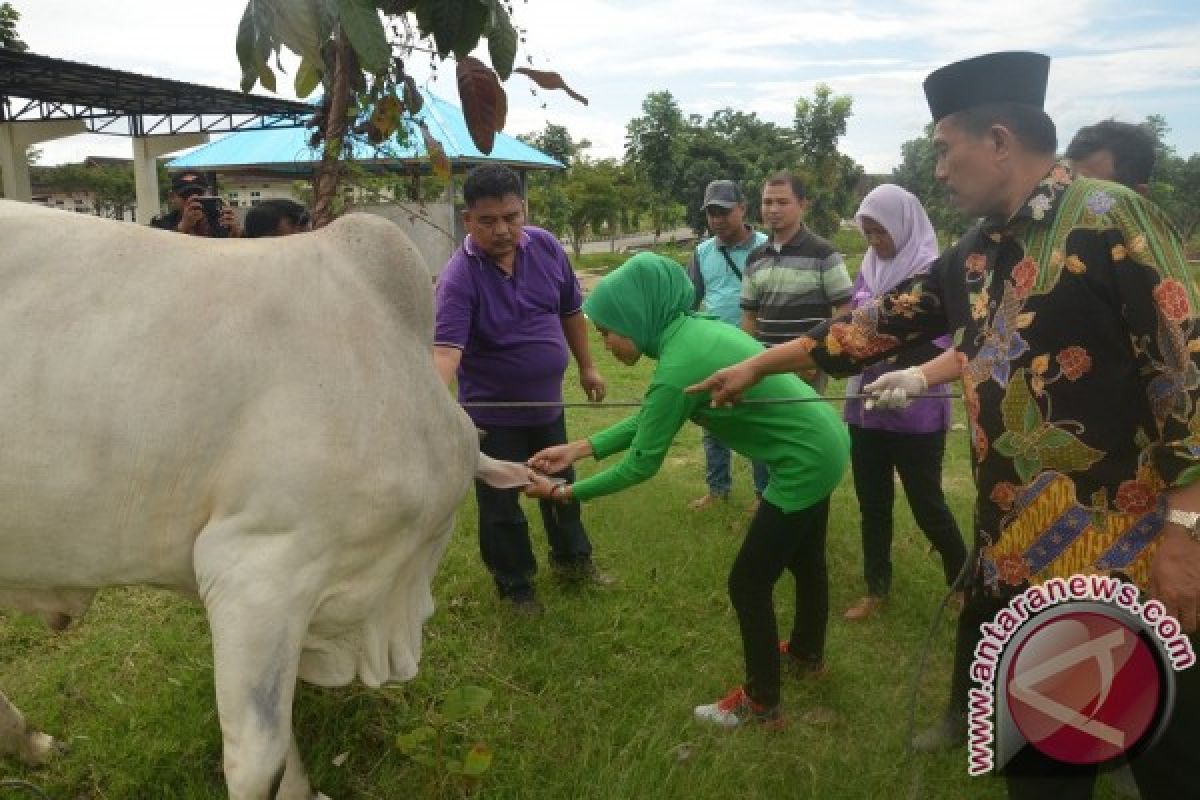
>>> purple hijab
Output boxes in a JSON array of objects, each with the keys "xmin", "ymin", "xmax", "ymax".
[
  {"xmin": 845, "ymin": 184, "xmax": 950, "ymax": 434},
  {"xmin": 854, "ymin": 183, "xmax": 940, "ymax": 296}
]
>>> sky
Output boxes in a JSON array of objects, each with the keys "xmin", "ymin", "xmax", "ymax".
[{"xmin": 9, "ymin": 0, "xmax": 1200, "ymax": 174}]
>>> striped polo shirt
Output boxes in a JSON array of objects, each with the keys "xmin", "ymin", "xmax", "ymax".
[{"xmin": 741, "ymin": 226, "xmax": 853, "ymax": 346}]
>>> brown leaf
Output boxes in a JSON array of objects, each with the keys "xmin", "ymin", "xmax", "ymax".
[
  {"xmin": 418, "ymin": 120, "xmax": 452, "ymax": 179},
  {"xmin": 513, "ymin": 67, "xmax": 588, "ymax": 106},
  {"xmin": 493, "ymin": 81, "xmax": 508, "ymax": 133},
  {"xmin": 456, "ymin": 56, "xmax": 503, "ymax": 154},
  {"xmin": 370, "ymin": 94, "xmax": 404, "ymax": 139}
]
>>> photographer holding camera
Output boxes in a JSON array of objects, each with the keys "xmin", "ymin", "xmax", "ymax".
[{"xmin": 151, "ymin": 173, "xmax": 242, "ymax": 238}]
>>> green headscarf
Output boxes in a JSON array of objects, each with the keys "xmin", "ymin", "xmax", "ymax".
[{"xmin": 582, "ymin": 252, "xmax": 695, "ymax": 359}]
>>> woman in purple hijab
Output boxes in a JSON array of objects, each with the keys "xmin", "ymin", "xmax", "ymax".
[{"xmin": 841, "ymin": 184, "xmax": 966, "ymax": 620}]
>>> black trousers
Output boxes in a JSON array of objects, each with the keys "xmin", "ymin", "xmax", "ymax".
[
  {"xmin": 848, "ymin": 425, "xmax": 967, "ymax": 596},
  {"xmin": 729, "ymin": 496, "xmax": 830, "ymax": 708},
  {"xmin": 474, "ymin": 415, "xmax": 592, "ymax": 599},
  {"xmin": 948, "ymin": 592, "xmax": 1200, "ymax": 799}
]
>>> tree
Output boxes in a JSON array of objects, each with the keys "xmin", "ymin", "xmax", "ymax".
[
  {"xmin": 236, "ymin": 0, "xmax": 586, "ymax": 228},
  {"xmin": 31, "ymin": 162, "xmax": 138, "ymax": 219},
  {"xmin": 560, "ymin": 159, "xmax": 626, "ymax": 258},
  {"xmin": 675, "ymin": 109, "xmax": 801, "ymax": 232},
  {"xmin": 519, "ymin": 123, "xmax": 590, "ymax": 238},
  {"xmin": 1142, "ymin": 115, "xmax": 1200, "ymax": 245},
  {"xmin": 792, "ymin": 84, "xmax": 862, "ymax": 238},
  {"xmin": 0, "ymin": 2, "xmax": 27, "ymax": 51},
  {"xmin": 521, "ymin": 122, "xmax": 588, "ymax": 167},
  {"xmin": 625, "ymin": 91, "xmax": 687, "ymax": 239},
  {"xmin": 890, "ymin": 123, "xmax": 968, "ymax": 236},
  {"xmin": 625, "ymin": 91, "xmax": 685, "ymax": 192}
]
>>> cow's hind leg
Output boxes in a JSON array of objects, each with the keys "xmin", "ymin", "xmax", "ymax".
[
  {"xmin": 195, "ymin": 525, "xmax": 317, "ymax": 800},
  {"xmin": 0, "ymin": 689, "xmax": 59, "ymax": 766}
]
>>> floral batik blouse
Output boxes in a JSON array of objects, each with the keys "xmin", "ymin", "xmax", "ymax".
[{"xmin": 805, "ymin": 163, "xmax": 1200, "ymax": 596}]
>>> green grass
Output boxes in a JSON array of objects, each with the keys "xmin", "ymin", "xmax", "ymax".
[{"xmin": 0, "ymin": 328, "xmax": 1132, "ymax": 799}]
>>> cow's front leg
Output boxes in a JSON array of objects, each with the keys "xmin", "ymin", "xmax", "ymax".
[
  {"xmin": 0, "ymin": 689, "xmax": 59, "ymax": 766},
  {"xmin": 195, "ymin": 527, "xmax": 320, "ymax": 800}
]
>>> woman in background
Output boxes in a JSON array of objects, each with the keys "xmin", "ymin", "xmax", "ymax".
[{"xmin": 841, "ymin": 184, "xmax": 966, "ymax": 620}]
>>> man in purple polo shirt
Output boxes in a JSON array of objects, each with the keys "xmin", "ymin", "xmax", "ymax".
[{"xmin": 434, "ymin": 164, "xmax": 611, "ymax": 616}]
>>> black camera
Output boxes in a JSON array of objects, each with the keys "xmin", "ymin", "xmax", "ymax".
[{"xmin": 195, "ymin": 195, "xmax": 228, "ymax": 237}]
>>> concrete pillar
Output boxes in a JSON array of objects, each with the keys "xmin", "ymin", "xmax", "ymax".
[
  {"xmin": 131, "ymin": 132, "xmax": 209, "ymax": 224},
  {"xmin": 0, "ymin": 119, "xmax": 87, "ymax": 202}
]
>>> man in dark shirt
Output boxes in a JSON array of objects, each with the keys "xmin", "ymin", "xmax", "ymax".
[
  {"xmin": 433, "ymin": 164, "xmax": 610, "ymax": 616},
  {"xmin": 739, "ymin": 171, "xmax": 852, "ymax": 505},
  {"xmin": 1065, "ymin": 118, "xmax": 1157, "ymax": 196},
  {"xmin": 740, "ymin": 171, "xmax": 853, "ymax": 392},
  {"xmin": 694, "ymin": 51, "xmax": 1200, "ymax": 799},
  {"xmin": 151, "ymin": 172, "xmax": 241, "ymax": 237}
]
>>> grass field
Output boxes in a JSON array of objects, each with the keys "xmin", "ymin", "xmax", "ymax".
[{"xmin": 0, "ymin": 332, "xmax": 1136, "ymax": 799}]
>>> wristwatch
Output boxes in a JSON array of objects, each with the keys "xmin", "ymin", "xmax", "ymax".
[{"xmin": 1166, "ymin": 509, "xmax": 1200, "ymax": 542}]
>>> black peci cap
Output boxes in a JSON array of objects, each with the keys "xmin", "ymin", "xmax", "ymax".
[{"xmin": 923, "ymin": 51, "xmax": 1050, "ymax": 124}]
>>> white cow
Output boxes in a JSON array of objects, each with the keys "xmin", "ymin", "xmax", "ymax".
[{"xmin": 0, "ymin": 200, "xmax": 510, "ymax": 798}]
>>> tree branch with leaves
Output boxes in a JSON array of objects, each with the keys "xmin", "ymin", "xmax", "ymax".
[{"xmin": 235, "ymin": 0, "xmax": 586, "ymax": 228}]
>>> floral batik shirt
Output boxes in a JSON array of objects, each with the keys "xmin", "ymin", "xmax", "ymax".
[{"xmin": 805, "ymin": 162, "xmax": 1200, "ymax": 596}]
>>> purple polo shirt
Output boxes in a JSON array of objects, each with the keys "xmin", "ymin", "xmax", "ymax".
[
  {"xmin": 842, "ymin": 273, "xmax": 952, "ymax": 434},
  {"xmin": 434, "ymin": 226, "xmax": 582, "ymax": 427}
]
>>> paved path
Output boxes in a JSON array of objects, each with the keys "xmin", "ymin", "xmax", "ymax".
[{"xmin": 577, "ymin": 227, "xmax": 696, "ymax": 254}]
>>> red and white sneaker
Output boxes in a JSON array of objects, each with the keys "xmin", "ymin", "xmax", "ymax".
[{"xmin": 693, "ymin": 686, "xmax": 781, "ymax": 728}]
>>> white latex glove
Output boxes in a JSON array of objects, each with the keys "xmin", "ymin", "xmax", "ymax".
[{"xmin": 863, "ymin": 366, "xmax": 927, "ymax": 410}]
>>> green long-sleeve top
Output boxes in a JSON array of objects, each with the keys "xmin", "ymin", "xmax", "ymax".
[{"xmin": 571, "ymin": 315, "xmax": 849, "ymax": 513}]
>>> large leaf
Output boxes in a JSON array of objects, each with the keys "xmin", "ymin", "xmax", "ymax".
[
  {"xmin": 415, "ymin": 0, "xmax": 490, "ymax": 60},
  {"xmin": 258, "ymin": 63, "xmax": 277, "ymax": 93},
  {"xmin": 337, "ymin": 0, "xmax": 390, "ymax": 74},
  {"xmin": 485, "ymin": 0, "xmax": 517, "ymax": 80},
  {"xmin": 514, "ymin": 67, "xmax": 589, "ymax": 106},
  {"xmin": 237, "ymin": 0, "xmax": 328, "ymax": 92},
  {"xmin": 294, "ymin": 55, "xmax": 323, "ymax": 97},
  {"xmin": 456, "ymin": 56, "xmax": 504, "ymax": 154},
  {"xmin": 236, "ymin": 3, "xmax": 260, "ymax": 92},
  {"xmin": 260, "ymin": 0, "xmax": 327, "ymax": 64},
  {"xmin": 441, "ymin": 685, "xmax": 492, "ymax": 723}
]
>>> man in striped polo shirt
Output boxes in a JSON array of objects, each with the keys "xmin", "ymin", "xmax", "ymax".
[{"xmin": 741, "ymin": 171, "xmax": 853, "ymax": 394}]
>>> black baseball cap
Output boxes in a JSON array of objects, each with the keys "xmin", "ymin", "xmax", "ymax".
[
  {"xmin": 171, "ymin": 173, "xmax": 208, "ymax": 196},
  {"xmin": 700, "ymin": 180, "xmax": 743, "ymax": 211}
]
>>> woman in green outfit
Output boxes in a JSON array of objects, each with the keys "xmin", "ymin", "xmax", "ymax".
[{"xmin": 524, "ymin": 252, "xmax": 849, "ymax": 726}]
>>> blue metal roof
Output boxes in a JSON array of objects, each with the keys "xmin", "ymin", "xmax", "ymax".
[{"xmin": 167, "ymin": 89, "xmax": 563, "ymax": 172}]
